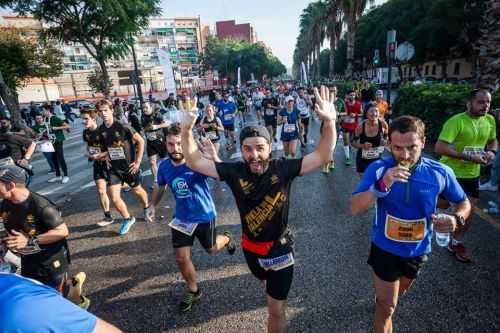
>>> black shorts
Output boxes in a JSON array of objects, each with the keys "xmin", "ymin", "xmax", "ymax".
[
  {"xmin": 21, "ymin": 249, "xmax": 70, "ymax": 293},
  {"xmin": 172, "ymin": 220, "xmax": 216, "ymax": 249},
  {"xmin": 223, "ymin": 124, "xmax": 235, "ymax": 132},
  {"xmin": 243, "ymin": 249, "xmax": 294, "ymax": 300},
  {"xmin": 93, "ymin": 162, "xmax": 109, "ymax": 181},
  {"xmin": 264, "ymin": 117, "xmax": 277, "ymax": 128},
  {"xmin": 300, "ymin": 117, "xmax": 310, "ymax": 127},
  {"xmin": 356, "ymin": 153, "xmax": 380, "ymax": 174},
  {"xmin": 108, "ymin": 168, "xmax": 142, "ymax": 188},
  {"xmin": 457, "ymin": 177, "xmax": 479, "ymax": 199},
  {"xmin": 368, "ymin": 243, "xmax": 428, "ymax": 282},
  {"xmin": 146, "ymin": 139, "xmax": 167, "ymax": 158}
]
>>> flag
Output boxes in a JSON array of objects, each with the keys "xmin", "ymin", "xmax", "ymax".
[
  {"xmin": 301, "ymin": 62, "xmax": 308, "ymax": 85},
  {"xmin": 237, "ymin": 67, "xmax": 241, "ymax": 87},
  {"xmin": 158, "ymin": 48, "xmax": 176, "ymax": 97}
]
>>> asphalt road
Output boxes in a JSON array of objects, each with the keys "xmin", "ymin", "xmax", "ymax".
[{"xmin": 29, "ymin": 112, "xmax": 500, "ymax": 333}]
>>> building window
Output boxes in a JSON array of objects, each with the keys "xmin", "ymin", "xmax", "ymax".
[
  {"xmin": 454, "ymin": 62, "xmax": 460, "ymax": 76},
  {"xmin": 432, "ymin": 65, "xmax": 436, "ymax": 75},
  {"xmin": 424, "ymin": 65, "xmax": 429, "ymax": 76},
  {"xmin": 409, "ymin": 67, "xmax": 412, "ymax": 76}
]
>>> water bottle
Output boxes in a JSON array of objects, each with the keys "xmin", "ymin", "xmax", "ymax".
[{"xmin": 434, "ymin": 214, "xmax": 450, "ymax": 247}]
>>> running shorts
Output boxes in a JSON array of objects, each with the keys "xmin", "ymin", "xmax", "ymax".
[
  {"xmin": 172, "ymin": 220, "xmax": 216, "ymax": 250},
  {"xmin": 93, "ymin": 162, "xmax": 109, "ymax": 181},
  {"xmin": 146, "ymin": 139, "xmax": 167, "ymax": 158},
  {"xmin": 456, "ymin": 177, "xmax": 480, "ymax": 199},
  {"xmin": 368, "ymin": 243, "xmax": 427, "ymax": 282},
  {"xmin": 108, "ymin": 168, "xmax": 142, "ymax": 188},
  {"xmin": 223, "ymin": 124, "xmax": 235, "ymax": 132}
]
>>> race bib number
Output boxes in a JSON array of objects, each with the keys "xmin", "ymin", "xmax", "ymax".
[
  {"xmin": 206, "ymin": 131, "xmax": 218, "ymax": 140},
  {"xmin": 88, "ymin": 146, "xmax": 101, "ymax": 155},
  {"xmin": 385, "ymin": 214, "xmax": 426, "ymax": 243},
  {"xmin": 168, "ymin": 218, "xmax": 198, "ymax": 236},
  {"xmin": 362, "ymin": 147, "xmax": 383, "ymax": 159},
  {"xmin": 0, "ymin": 157, "xmax": 15, "ymax": 167},
  {"xmin": 146, "ymin": 131, "xmax": 157, "ymax": 141},
  {"xmin": 265, "ymin": 109, "xmax": 275, "ymax": 116},
  {"xmin": 224, "ymin": 113, "xmax": 234, "ymax": 121},
  {"xmin": 344, "ymin": 116, "xmax": 355, "ymax": 124},
  {"xmin": 284, "ymin": 124, "xmax": 296, "ymax": 133},
  {"xmin": 108, "ymin": 147, "xmax": 126, "ymax": 160},
  {"xmin": 258, "ymin": 252, "xmax": 295, "ymax": 271}
]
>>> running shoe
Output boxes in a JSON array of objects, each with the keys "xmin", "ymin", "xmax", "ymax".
[
  {"xmin": 61, "ymin": 176, "xmax": 70, "ymax": 184},
  {"xmin": 447, "ymin": 242, "xmax": 472, "ymax": 263},
  {"xmin": 144, "ymin": 206, "xmax": 153, "ymax": 223},
  {"xmin": 48, "ymin": 176, "xmax": 62, "ymax": 183},
  {"xmin": 179, "ymin": 289, "xmax": 202, "ymax": 313},
  {"xmin": 223, "ymin": 231, "xmax": 236, "ymax": 255},
  {"xmin": 78, "ymin": 295, "xmax": 91, "ymax": 310},
  {"xmin": 479, "ymin": 181, "xmax": 497, "ymax": 192},
  {"xmin": 345, "ymin": 158, "xmax": 352, "ymax": 166},
  {"xmin": 322, "ymin": 164, "xmax": 330, "ymax": 174},
  {"xmin": 118, "ymin": 217, "xmax": 136, "ymax": 235},
  {"xmin": 73, "ymin": 272, "xmax": 86, "ymax": 296},
  {"xmin": 97, "ymin": 215, "xmax": 114, "ymax": 227}
]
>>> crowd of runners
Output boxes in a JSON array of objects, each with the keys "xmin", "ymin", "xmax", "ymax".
[{"xmin": 0, "ymin": 81, "xmax": 497, "ymax": 333}]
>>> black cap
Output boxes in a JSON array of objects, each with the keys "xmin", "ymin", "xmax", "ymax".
[
  {"xmin": 0, "ymin": 165, "xmax": 28, "ymax": 184},
  {"xmin": 239, "ymin": 126, "xmax": 271, "ymax": 144}
]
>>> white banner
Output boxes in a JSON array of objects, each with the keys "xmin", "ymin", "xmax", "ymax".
[
  {"xmin": 237, "ymin": 67, "xmax": 241, "ymax": 87},
  {"xmin": 301, "ymin": 62, "xmax": 308, "ymax": 85},
  {"xmin": 158, "ymin": 48, "xmax": 177, "ymax": 97}
]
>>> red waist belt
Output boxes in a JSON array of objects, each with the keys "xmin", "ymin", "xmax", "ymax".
[{"xmin": 241, "ymin": 234, "xmax": 274, "ymax": 256}]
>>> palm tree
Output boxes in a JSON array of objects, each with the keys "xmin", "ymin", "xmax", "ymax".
[
  {"xmin": 474, "ymin": 0, "xmax": 500, "ymax": 91},
  {"xmin": 325, "ymin": 0, "xmax": 343, "ymax": 78},
  {"xmin": 339, "ymin": 0, "xmax": 368, "ymax": 78}
]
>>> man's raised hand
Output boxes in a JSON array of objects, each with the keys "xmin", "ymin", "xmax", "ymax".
[{"xmin": 313, "ymin": 85, "xmax": 337, "ymax": 122}]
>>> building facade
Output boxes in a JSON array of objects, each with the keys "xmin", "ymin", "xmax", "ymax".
[{"xmin": 216, "ymin": 20, "xmax": 256, "ymax": 43}]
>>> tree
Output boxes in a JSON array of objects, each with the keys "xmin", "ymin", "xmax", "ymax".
[
  {"xmin": 339, "ymin": 0, "xmax": 368, "ymax": 78},
  {"xmin": 1, "ymin": 0, "xmax": 161, "ymax": 97},
  {"xmin": 202, "ymin": 38, "xmax": 286, "ymax": 83},
  {"xmin": 0, "ymin": 27, "xmax": 63, "ymax": 122},
  {"xmin": 325, "ymin": 0, "xmax": 343, "ymax": 78},
  {"xmin": 473, "ymin": 0, "xmax": 500, "ymax": 92}
]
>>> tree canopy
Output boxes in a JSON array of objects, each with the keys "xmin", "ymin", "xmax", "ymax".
[{"xmin": 202, "ymin": 38, "xmax": 286, "ymax": 83}]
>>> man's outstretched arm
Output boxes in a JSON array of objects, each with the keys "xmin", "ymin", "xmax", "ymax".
[
  {"xmin": 300, "ymin": 86, "xmax": 337, "ymax": 176},
  {"xmin": 180, "ymin": 98, "xmax": 220, "ymax": 179}
]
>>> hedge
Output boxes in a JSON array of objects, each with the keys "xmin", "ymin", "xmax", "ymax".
[{"xmin": 393, "ymin": 84, "xmax": 500, "ymax": 143}]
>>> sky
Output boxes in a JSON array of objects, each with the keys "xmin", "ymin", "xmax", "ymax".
[{"xmin": 161, "ymin": 0, "xmax": 313, "ymax": 68}]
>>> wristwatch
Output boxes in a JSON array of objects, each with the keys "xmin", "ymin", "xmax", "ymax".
[
  {"xmin": 28, "ymin": 236, "xmax": 39, "ymax": 247},
  {"xmin": 453, "ymin": 214, "xmax": 466, "ymax": 227}
]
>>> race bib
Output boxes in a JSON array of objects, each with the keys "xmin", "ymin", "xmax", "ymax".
[
  {"xmin": 463, "ymin": 146, "xmax": 484, "ymax": 162},
  {"xmin": 0, "ymin": 157, "xmax": 15, "ymax": 167},
  {"xmin": 258, "ymin": 252, "xmax": 295, "ymax": 271},
  {"xmin": 206, "ymin": 131, "xmax": 218, "ymax": 140},
  {"xmin": 146, "ymin": 131, "xmax": 157, "ymax": 141},
  {"xmin": 168, "ymin": 218, "xmax": 198, "ymax": 236},
  {"xmin": 88, "ymin": 146, "xmax": 101, "ymax": 155},
  {"xmin": 284, "ymin": 124, "xmax": 296, "ymax": 133},
  {"xmin": 344, "ymin": 116, "xmax": 355, "ymax": 124},
  {"xmin": 361, "ymin": 147, "xmax": 383, "ymax": 159},
  {"xmin": 108, "ymin": 147, "xmax": 126, "ymax": 160},
  {"xmin": 224, "ymin": 113, "xmax": 234, "ymax": 121},
  {"xmin": 265, "ymin": 109, "xmax": 275, "ymax": 116},
  {"xmin": 385, "ymin": 214, "xmax": 426, "ymax": 243}
]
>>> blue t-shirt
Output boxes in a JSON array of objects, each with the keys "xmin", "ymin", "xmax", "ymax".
[
  {"xmin": 157, "ymin": 159, "xmax": 216, "ymax": 223},
  {"xmin": 218, "ymin": 101, "xmax": 237, "ymax": 125},
  {"xmin": 279, "ymin": 108, "xmax": 300, "ymax": 136},
  {"xmin": 0, "ymin": 273, "xmax": 97, "ymax": 333},
  {"xmin": 352, "ymin": 157, "xmax": 466, "ymax": 258}
]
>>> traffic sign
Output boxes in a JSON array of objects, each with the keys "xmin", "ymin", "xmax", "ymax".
[{"xmin": 396, "ymin": 41, "xmax": 415, "ymax": 62}]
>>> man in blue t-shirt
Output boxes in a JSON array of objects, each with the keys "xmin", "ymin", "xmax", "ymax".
[
  {"xmin": 351, "ymin": 116, "xmax": 471, "ymax": 333},
  {"xmin": 0, "ymin": 273, "xmax": 122, "ymax": 333},
  {"xmin": 148, "ymin": 125, "xmax": 235, "ymax": 313},
  {"xmin": 217, "ymin": 93, "xmax": 237, "ymax": 150}
]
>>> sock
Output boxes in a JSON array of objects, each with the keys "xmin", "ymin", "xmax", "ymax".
[
  {"xmin": 451, "ymin": 238, "xmax": 462, "ymax": 246},
  {"xmin": 104, "ymin": 211, "xmax": 112, "ymax": 218},
  {"xmin": 343, "ymin": 145, "xmax": 350, "ymax": 159}
]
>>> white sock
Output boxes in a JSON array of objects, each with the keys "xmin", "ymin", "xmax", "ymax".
[{"xmin": 343, "ymin": 145, "xmax": 350, "ymax": 159}]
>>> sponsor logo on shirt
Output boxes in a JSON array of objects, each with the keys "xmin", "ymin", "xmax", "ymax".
[
  {"xmin": 172, "ymin": 177, "xmax": 191, "ymax": 198},
  {"xmin": 244, "ymin": 192, "xmax": 286, "ymax": 237}
]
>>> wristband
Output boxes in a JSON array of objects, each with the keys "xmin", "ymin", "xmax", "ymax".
[
  {"xmin": 376, "ymin": 178, "xmax": 390, "ymax": 192},
  {"xmin": 369, "ymin": 183, "xmax": 391, "ymax": 198}
]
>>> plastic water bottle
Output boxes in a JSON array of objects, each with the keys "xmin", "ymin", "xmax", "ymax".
[{"xmin": 434, "ymin": 214, "xmax": 450, "ymax": 247}]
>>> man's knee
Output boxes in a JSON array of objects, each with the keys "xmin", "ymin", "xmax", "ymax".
[
  {"xmin": 175, "ymin": 252, "xmax": 191, "ymax": 266},
  {"xmin": 376, "ymin": 297, "xmax": 397, "ymax": 318}
]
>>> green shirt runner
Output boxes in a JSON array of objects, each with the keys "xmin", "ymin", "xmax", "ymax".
[{"xmin": 438, "ymin": 112, "xmax": 496, "ymax": 179}]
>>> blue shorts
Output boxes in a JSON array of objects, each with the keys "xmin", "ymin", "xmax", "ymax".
[{"xmin": 281, "ymin": 132, "xmax": 299, "ymax": 142}]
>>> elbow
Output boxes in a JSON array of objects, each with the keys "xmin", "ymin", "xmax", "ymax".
[
  {"xmin": 350, "ymin": 199, "xmax": 363, "ymax": 215},
  {"xmin": 434, "ymin": 142, "xmax": 444, "ymax": 155}
]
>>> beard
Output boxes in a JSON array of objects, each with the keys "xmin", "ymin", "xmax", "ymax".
[
  {"xmin": 168, "ymin": 151, "xmax": 184, "ymax": 162},
  {"xmin": 244, "ymin": 156, "xmax": 271, "ymax": 175}
]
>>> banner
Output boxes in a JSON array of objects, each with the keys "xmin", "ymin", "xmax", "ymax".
[
  {"xmin": 158, "ymin": 48, "xmax": 177, "ymax": 97},
  {"xmin": 301, "ymin": 62, "xmax": 308, "ymax": 85},
  {"xmin": 237, "ymin": 67, "xmax": 241, "ymax": 87}
]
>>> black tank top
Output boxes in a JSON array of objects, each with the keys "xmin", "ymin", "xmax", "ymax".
[
  {"xmin": 360, "ymin": 120, "xmax": 383, "ymax": 147},
  {"xmin": 202, "ymin": 117, "xmax": 220, "ymax": 141}
]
